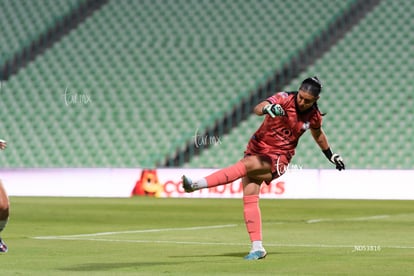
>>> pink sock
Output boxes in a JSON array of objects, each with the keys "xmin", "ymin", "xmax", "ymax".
[
  {"xmin": 205, "ymin": 161, "xmax": 247, "ymax": 188},
  {"xmin": 243, "ymin": 195, "xmax": 262, "ymax": 242}
]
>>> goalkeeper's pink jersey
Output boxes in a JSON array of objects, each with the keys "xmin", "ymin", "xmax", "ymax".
[{"xmin": 245, "ymin": 91, "xmax": 323, "ymax": 158}]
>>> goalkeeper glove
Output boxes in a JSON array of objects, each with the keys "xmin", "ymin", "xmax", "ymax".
[
  {"xmin": 262, "ymin": 104, "xmax": 285, "ymax": 118},
  {"xmin": 323, "ymin": 148, "xmax": 345, "ymax": 171}
]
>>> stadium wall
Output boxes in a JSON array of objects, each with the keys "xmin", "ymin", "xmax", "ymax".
[{"xmin": 2, "ymin": 168, "xmax": 413, "ymax": 200}]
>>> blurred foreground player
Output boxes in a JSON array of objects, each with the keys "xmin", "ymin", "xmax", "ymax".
[
  {"xmin": 0, "ymin": 139, "xmax": 9, "ymax": 253},
  {"xmin": 182, "ymin": 77, "xmax": 345, "ymax": 260}
]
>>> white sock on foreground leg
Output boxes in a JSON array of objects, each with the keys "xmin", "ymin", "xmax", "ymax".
[
  {"xmin": 252, "ymin": 240, "xmax": 265, "ymax": 252},
  {"xmin": 192, "ymin": 178, "xmax": 208, "ymax": 190}
]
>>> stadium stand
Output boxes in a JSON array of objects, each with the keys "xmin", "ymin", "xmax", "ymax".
[
  {"xmin": 0, "ymin": 0, "xmax": 411, "ymax": 170},
  {"xmin": 0, "ymin": 0, "xmax": 88, "ymax": 75},
  {"xmin": 186, "ymin": 0, "xmax": 413, "ymax": 169},
  {"xmin": 0, "ymin": 0, "xmax": 354, "ymax": 168},
  {"xmin": 1, "ymin": 0, "xmax": 109, "ymax": 80}
]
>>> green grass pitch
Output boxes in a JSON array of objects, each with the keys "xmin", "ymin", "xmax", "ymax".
[{"xmin": 1, "ymin": 197, "xmax": 414, "ymax": 275}]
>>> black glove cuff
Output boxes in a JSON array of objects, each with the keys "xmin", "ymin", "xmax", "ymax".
[{"xmin": 322, "ymin": 148, "xmax": 333, "ymax": 160}]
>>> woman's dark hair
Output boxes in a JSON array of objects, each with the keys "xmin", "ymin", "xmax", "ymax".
[{"xmin": 299, "ymin": 76, "xmax": 322, "ymax": 97}]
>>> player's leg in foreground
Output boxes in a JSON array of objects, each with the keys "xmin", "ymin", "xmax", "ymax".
[
  {"xmin": 182, "ymin": 155, "xmax": 273, "ymax": 260},
  {"xmin": 0, "ymin": 181, "xmax": 9, "ymax": 253},
  {"xmin": 182, "ymin": 158, "xmax": 249, "ymax": 192},
  {"xmin": 242, "ymin": 174, "xmax": 270, "ymax": 260}
]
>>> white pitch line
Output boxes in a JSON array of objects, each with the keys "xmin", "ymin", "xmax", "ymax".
[
  {"xmin": 306, "ymin": 215, "xmax": 390, "ymax": 224},
  {"xmin": 31, "ymin": 236, "xmax": 414, "ymax": 250},
  {"xmin": 306, "ymin": 218, "xmax": 329, "ymax": 224},
  {"xmin": 32, "ymin": 222, "xmax": 414, "ymax": 250},
  {"xmin": 33, "ymin": 224, "xmax": 238, "ymax": 240},
  {"xmin": 346, "ymin": 215, "xmax": 390, "ymax": 221}
]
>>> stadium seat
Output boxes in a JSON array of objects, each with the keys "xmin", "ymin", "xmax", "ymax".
[
  {"xmin": 0, "ymin": 0, "xmax": 410, "ymax": 170},
  {"xmin": 186, "ymin": 0, "xmax": 413, "ymax": 169}
]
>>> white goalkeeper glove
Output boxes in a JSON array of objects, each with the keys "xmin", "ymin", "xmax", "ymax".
[
  {"xmin": 323, "ymin": 148, "xmax": 345, "ymax": 171},
  {"xmin": 262, "ymin": 104, "xmax": 285, "ymax": 118},
  {"xmin": 331, "ymin": 154, "xmax": 345, "ymax": 171}
]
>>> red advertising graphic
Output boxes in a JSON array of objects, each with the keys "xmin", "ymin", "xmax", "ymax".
[
  {"xmin": 131, "ymin": 169, "xmax": 163, "ymax": 197},
  {"xmin": 131, "ymin": 169, "xmax": 286, "ymax": 198},
  {"xmin": 162, "ymin": 178, "xmax": 285, "ymax": 198}
]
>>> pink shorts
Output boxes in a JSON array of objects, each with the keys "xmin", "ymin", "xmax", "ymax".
[{"xmin": 244, "ymin": 151, "xmax": 292, "ymax": 184}]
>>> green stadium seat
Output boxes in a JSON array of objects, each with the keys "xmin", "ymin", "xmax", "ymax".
[
  {"xmin": 1, "ymin": 0, "xmax": 410, "ymax": 169},
  {"xmin": 185, "ymin": 0, "xmax": 413, "ymax": 169}
]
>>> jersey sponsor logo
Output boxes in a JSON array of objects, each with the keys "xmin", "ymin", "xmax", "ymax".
[
  {"xmin": 281, "ymin": 127, "xmax": 292, "ymax": 137},
  {"xmin": 271, "ymin": 127, "xmax": 292, "ymax": 142}
]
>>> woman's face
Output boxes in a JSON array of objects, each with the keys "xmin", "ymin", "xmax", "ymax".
[{"xmin": 296, "ymin": 90, "xmax": 319, "ymax": 112}]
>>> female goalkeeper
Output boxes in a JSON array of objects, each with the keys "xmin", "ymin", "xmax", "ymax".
[{"xmin": 182, "ymin": 77, "xmax": 345, "ymax": 260}]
